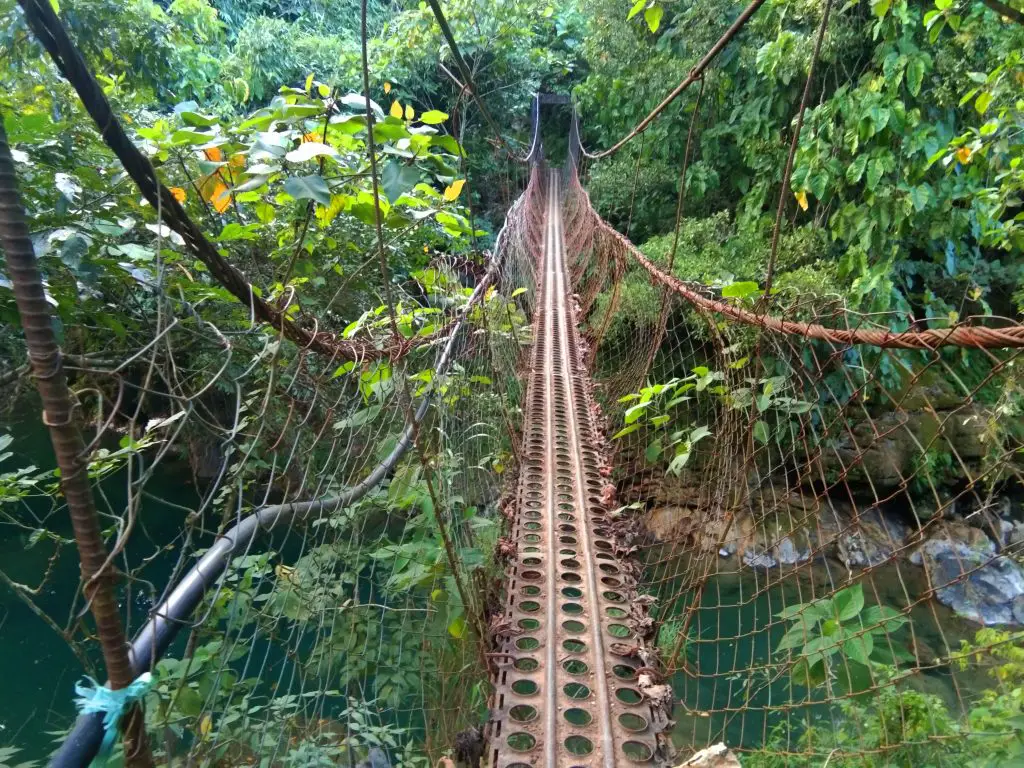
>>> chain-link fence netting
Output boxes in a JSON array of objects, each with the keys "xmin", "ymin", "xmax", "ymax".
[{"xmin": 569, "ymin": 112, "xmax": 1024, "ymax": 765}]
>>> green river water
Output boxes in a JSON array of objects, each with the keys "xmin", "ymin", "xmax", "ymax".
[{"xmin": 0, "ymin": 398, "xmax": 201, "ymax": 761}]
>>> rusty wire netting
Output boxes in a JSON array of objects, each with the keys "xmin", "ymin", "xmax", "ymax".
[
  {"xmin": 0, "ymin": 8, "xmax": 546, "ymax": 763},
  {"xmin": 565, "ymin": 112, "xmax": 1024, "ymax": 764},
  {"xmin": 2, "ymin": 215, "xmax": 538, "ymax": 766}
]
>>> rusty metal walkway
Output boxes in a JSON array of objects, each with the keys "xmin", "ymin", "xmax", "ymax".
[{"xmin": 487, "ymin": 170, "xmax": 660, "ymax": 768}]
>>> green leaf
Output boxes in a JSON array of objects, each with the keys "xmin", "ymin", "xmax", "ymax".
[
  {"xmin": 624, "ymin": 402, "xmax": 652, "ymax": 424},
  {"xmin": 431, "ymin": 135, "xmax": 465, "ymax": 157},
  {"xmin": 627, "ymin": 0, "xmax": 646, "ymax": 19},
  {"xmin": 448, "ymin": 614, "xmax": 467, "ymax": 639},
  {"xmin": 645, "ymin": 439, "xmax": 663, "ymax": 462},
  {"xmin": 511, "ymin": 287, "xmax": 527, "ymax": 298},
  {"xmin": 833, "ymin": 584, "xmax": 865, "ymax": 622},
  {"xmin": 809, "ymin": 170, "xmax": 829, "ymax": 201},
  {"xmin": 871, "ymin": 0, "xmax": 890, "ymax": 17},
  {"xmin": 906, "ymin": 58, "xmax": 925, "ymax": 97},
  {"xmin": 866, "ymin": 158, "xmax": 884, "ymax": 191},
  {"xmin": 862, "ymin": 604, "xmax": 909, "ymax": 631},
  {"xmin": 371, "ymin": 122, "xmax": 411, "ymax": 142},
  {"xmin": 217, "ymin": 223, "xmax": 261, "ymax": 241},
  {"xmin": 170, "ymin": 128, "xmax": 214, "ymax": 146},
  {"xmin": 846, "ymin": 154, "xmax": 868, "ymax": 184},
  {"xmin": 612, "ymin": 423, "xmax": 641, "ymax": 440},
  {"xmin": 667, "ymin": 448, "xmax": 691, "ymax": 475},
  {"xmin": 285, "ymin": 142, "xmax": 339, "ymax": 163},
  {"xmin": 802, "ymin": 635, "xmax": 837, "ymax": 660},
  {"xmin": 689, "ymin": 425, "xmax": 711, "ymax": 443},
  {"xmin": 644, "ymin": 4, "xmax": 663, "ymax": 32},
  {"xmin": 975, "ymin": 91, "xmax": 993, "ymax": 114},
  {"xmin": 777, "ymin": 603, "xmax": 815, "ymax": 621},
  {"xmin": 176, "ymin": 686, "xmax": 203, "ymax": 716},
  {"xmin": 381, "ymin": 160, "xmax": 420, "ymax": 203},
  {"xmin": 284, "ymin": 174, "xmax": 331, "ymax": 206},
  {"xmin": 419, "ymin": 110, "xmax": 449, "ymax": 124},
  {"xmin": 179, "ymin": 111, "xmax": 219, "ymax": 128},
  {"xmin": 333, "ymin": 405, "xmax": 382, "ymax": 430},
  {"xmin": 753, "ymin": 420, "xmax": 769, "ymax": 444},
  {"xmin": 776, "ymin": 625, "xmax": 812, "ymax": 653},
  {"xmin": 721, "ymin": 281, "xmax": 761, "ymax": 299},
  {"xmin": 909, "ymin": 184, "xmax": 931, "ymax": 212},
  {"xmin": 843, "ymin": 633, "xmax": 874, "ymax": 665}
]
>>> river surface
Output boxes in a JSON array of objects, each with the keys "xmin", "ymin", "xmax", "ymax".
[
  {"xmin": 0, "ymin": 396, "xmax": 202, "ymax": 761},
  {"xmin": 653, "ymin": 561, "xmax": 993, "ymax": 753}
]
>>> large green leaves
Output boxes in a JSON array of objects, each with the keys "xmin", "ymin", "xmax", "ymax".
[
  {"xmin": 283, "ymin": 174, "xmax": 332, "ymax": 205},
  {"xmin": 381, "ymin": 160, "xmax": 420, "ymax": 203}
]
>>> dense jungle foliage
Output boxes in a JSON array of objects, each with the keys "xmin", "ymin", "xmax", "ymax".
[{"xmin": 1, "ymin": 0, "xmax": 1024, "ymax": 765}]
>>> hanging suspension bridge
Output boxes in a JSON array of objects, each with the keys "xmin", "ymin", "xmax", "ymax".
[{"xmin": 3, "ymin": 2, "xmax": 1024, "ymax": 768}]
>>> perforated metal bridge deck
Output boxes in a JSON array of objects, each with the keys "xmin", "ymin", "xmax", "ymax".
[{"xmin": 486, "ymin": 171, "xmax": 661, "ymax": 768}]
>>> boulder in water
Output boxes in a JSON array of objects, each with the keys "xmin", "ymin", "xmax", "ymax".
[{"xmin": 911, "ymin": 523, "xmax": 1024, "ymax": 625}]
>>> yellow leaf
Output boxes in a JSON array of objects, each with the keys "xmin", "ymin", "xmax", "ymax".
[
  {"xmin": 384, "ymin": 81, "xmax": 392, "ymax": 94},
  {"xmin": 304, "ymin": 73, "xmax": 314, "ymax": 94},
  {"xmin": 405, "ymin": 104, "xmax": 415, "ymax": 121},
  {"xmin": 209, "ymin": 182, "xmax": 231, "ymax": 213},
  {"xmin": 169, "ymin": 187, "xmax": 187, "ymax": 203},
  {"xmin": 956, "ymin": 146, "xmax": 972, "ymax": 164},
  {"xmin": 794, "ymin": 190, "xmax": 808, "ymax": 211},
  {"xmin": 302, "ymin": 132, "xmax": 319, "ymax": 143},
  {"xmin": 203, "ymin": 147, "xmax": 224, "ymax": 162},
  {"xmin": 199, "ymin": 714, "xmax": 212, "ymax": 739},
  {"xmin": 275, "ymin": 563, "xmax": 296, "ymax": 581},
  {"xmin": 229, "ymin": 153, "xmax": 246, "ymax": 169},
  {"xmin": 443, "ymin": 178, "xmax": 465, "ymax": 201},
  {"xmin": 389, "ymin": 100, "xmax": 403, "ymax": 119}
]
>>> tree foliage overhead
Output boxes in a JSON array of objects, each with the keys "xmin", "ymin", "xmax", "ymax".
[{"xmin": 578, "ymin": 0, "xmax": 1024, "ymax": 325}]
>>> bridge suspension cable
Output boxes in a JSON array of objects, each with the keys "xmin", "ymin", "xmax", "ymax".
[{"xmin": 582, "ymin": 0, "xmax": 767, "ymax": 160}]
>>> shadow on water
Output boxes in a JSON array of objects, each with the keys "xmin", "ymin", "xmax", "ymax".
[{"xmin": 0, "ymin": 395, "xmax": 203, "ymax": 758}]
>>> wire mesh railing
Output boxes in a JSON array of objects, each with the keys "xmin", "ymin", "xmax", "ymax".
[{"xmin": 567, "ymin": 105, "xmax": 1024, "ymax": 765}]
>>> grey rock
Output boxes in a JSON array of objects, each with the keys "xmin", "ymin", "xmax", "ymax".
[
  {"xmin": 742, "ymin": 548, "xmax": 777, "ymax": 569},
  {"xmin": 774, "ymin": 536, "xmax": 808, "ymax": 565},
  {"xmin": 356, "ymin": 749, "xmax": 391, "ymax": 768},
  {"xmin": 1000, "ymin": 519, "xmax": 1014, "ymax": 548},
  {"xmin": 914, "ymin": 524, "xmax": 1024, "ymax": 625},
  {"xmin": 836, "ymin": 507, "xmax": 909, "ymax": 569}
]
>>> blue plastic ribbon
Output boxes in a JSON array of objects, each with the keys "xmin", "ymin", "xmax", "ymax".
[{"xmin": 73, "ymin": 672, "xmax": 154, "ymax": 766}]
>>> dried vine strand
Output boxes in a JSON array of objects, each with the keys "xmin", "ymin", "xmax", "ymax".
[{"xmin": 764, "ymin": 0, "xmax": 834, "ymax": 294}]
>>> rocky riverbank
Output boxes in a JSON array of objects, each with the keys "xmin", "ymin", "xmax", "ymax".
[{"xmin": 641, "ymin": 477, "xmax": 1024, "ymax": 626}]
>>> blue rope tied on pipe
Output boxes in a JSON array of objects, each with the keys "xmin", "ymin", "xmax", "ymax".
[{"xmin": 73, "ymin": 673, "xmax": 154, "ymax": 765}]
